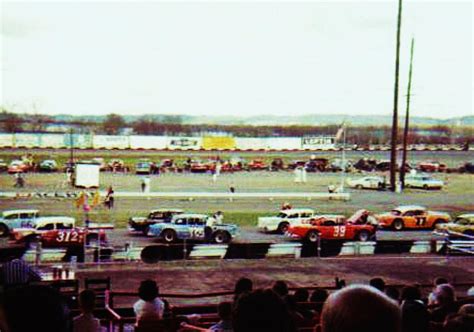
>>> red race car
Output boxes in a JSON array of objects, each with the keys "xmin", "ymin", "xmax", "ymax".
[
  {"xmin": 10, "ymin": 218, "xmax": 112, "ymax": 248},
  {"xmin": 287, "ymin": 209, "xmax": 377, "ymax": 243}
]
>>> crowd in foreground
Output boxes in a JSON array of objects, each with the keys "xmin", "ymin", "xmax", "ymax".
[{"xmin": 0, "ymin": 258, "xmax": 473, "ymax": 332}]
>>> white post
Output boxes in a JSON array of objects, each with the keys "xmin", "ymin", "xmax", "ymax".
[{"xmin": 340, "ymin": 127, "xmax": 346, "ymax": 192}]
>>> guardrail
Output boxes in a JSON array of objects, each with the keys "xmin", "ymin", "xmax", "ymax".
[{"xmin": 434, "ymin": 230, "xmax": 474, "ymax": 256}]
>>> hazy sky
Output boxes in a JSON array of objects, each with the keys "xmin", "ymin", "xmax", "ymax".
[{"xmin": 1, "ymin": 0, "xmax": 472, "ymax": 119}]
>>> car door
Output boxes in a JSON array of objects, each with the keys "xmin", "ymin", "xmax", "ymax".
[
  {"xmin": 402, "ymin": 211, "xmax": 417, "ymax": 228},
  {"xmin": 4, "ymin": 212, "xmax": 21, "ymax": 229},
  {"xmin": 190, "ymin": 218, "xmax": 206, "ymax": 240}
]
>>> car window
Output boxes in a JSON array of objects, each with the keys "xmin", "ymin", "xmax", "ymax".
[
  {"xmin": 404, "ymin": 211, "xmax": 414, "ymax": 217},
  {"xmin": 175, "ymin": 218, "xmax": 186, "ymax": 225},
  {"xmin": 4, "ymin": 214, "xmax": 18, "ymax": 220},
  {"xmin": 151, "ymin": 213, "xmax": 163, "ymax": 219},
  {"xmin": 412, "ymin": 210, "xmax": 425, "ymax": 216},
  {"xmin": 37, "ymin": 223, "xmax": 54, "ymax": 231},
  {"xmin": 301, "ymin": 213, "xmax": 311, "ymax": 218},
  {"xmin": 56, "ymin": 223, "xmax": 73, "ymax": 230},
  {"xmin": 288, "ymin": 214, "xmax": 298, "ymax": 219},
  {"xmin": 277, "ymin": 212, "xmax": 288, "ymax": 218},
  {"xmin": 195, "ymin": 218, "xmax": 205, "ymax": 226},
  {"xmin": 391, "ymin": 210, "xmax": 401, "ymax": 216}
]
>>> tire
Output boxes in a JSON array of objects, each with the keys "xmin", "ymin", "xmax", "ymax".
[
  {"xmin": 161, "ymin": 229, "xmax": 176, "ymax": 243},
  {"xmin": 432, "ymin": 219, "xmax": 445, "ymax": 230},
  {"xmin": 0, "ymin": 224, "xmax": 9, "ymax": 237},
  {"xmin": 357, "ymin": 230, "xmax": 370, "ymax": 242},
  {"xmin": 355, "ymin": 184, "xmax": 363, "ymax": 189},
  {"xmin": 392, "ymin": 219, "xmax": 404, "ymax": 231},
  {"xmin": 277, "ymin": 222, "xmax": 290, "ymax": 234},
  {"xmin": 213, "ymin": 231, "xmax": 230, "ymax": 244},
  {"xmin": 306, "ymin": 231, "xmax": 319, "ymax": 243},
  {"xmin": 423, "ymin": 184, "xmax": 429, "ymax": 190},
  {"xmin": 142, "ymin": 225, "xmax": 150, "ymax": 236}
]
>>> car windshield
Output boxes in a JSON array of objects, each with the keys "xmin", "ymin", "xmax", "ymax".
[
  {"xmin": 455, "ymin": 218, "xmax": 469, "ymax": 225},
  {"xmin": 277, "ymin": 212, "xmax": 288, "ymax": 218}
]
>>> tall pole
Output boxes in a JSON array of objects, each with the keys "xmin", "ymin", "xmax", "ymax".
[
  {"xmin": 400, "ymin": 37, "xmax": 415, "ymax": 189},
  {"xmin": 69, "ymin": 128, "xmax": 74, "ymax": 164},
  {"xmin": 390, "ymin": 0, "xmax": 403, "ymax": 191},
  {"xmin": 340, "ymin": 125, "xmax": 346, "ymax": 191}
]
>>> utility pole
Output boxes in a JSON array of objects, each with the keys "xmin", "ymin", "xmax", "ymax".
[
  {"xmin": 390, "ymin": 0, "xmax": 403, "ymax": 192},
  {"xmin": 69, "ymin": 128, "xmax": 74, "ymax": 164},
  {"xmin": 400, "ymin": 37, "xmax": 415, "ymax": 189}
]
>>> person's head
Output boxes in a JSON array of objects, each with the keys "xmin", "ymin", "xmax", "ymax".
[
  {"xmin": 0, "ymin": 285, "xmax": 68, "ymax": 332},
  {"xmin": 234, "ymin": 277, "xmax": 253, "ymax": 296},
  {"xmin": 217, "ymin": 302, "xmax": 232, "ymax": 321},
  {"xmin": 293, "ymin": 288, "xmax": 309, "ymax": 302},
  {"xmin": 385, "ymin": 286, "xmax": 400, "ymax": 302},
  {"xmin": 272, "ymin": 280, "xmax": 289, "ymax": 298},
  {"xmin": 233, "ymin": 289, "xmax": 293, "ymax": 332},
  {"xmin": 369, "ymin": 277, "xmax": 386, "ymax": 292},
  {"xmin": 433, "ymin": 283, "xmax": 456, "ymax": 306},
  {"xmin": 401, "ymin": 285, "xmax": 422, "ymax": 302},
  {"xmin": 443, "ymin": 313, "xmax": 471, "ymax": 332},
  {"xmin": 320, "ymin": 285, "xmax": 401, "ymax": 332},
  {"xmin": 401, "ymin": 298, "xmax": 429, "ymax": 332},
  {"xmin": 310, "ymin": 288, "xmax": 329, "ymax": 303},
  {"xmin": 138, "ymin": 280, "xmax": 159, "ymax": 302},
  {"xmin": 79, "ymin": 289, "xmax": 96, "ymax": 313},
  {"xmin": 433, "ymin": 277, "xmax": 449, "ymax": 287}
]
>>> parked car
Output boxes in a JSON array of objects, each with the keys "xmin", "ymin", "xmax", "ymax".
[
  {"xmin": 107, "ymin": 159, "xmax": 128, "ymax": 172},
  {"xmin": 247, "ymin": 159, "xmax": 267, "ymax": 171},
  {"xmin": 8, "ymin": 160, "xmax": 29, "ymax": 174},
  {"xmin": 404, "ymin": 174, "xmax": 444, "ymax": 190},
  {"xmin": 287, "ymin": 209, "xmax": 377, "ymax": 242},
  {"xmin": 270, "ymin": 158, "xmax": 285, "ymax": 171},
  {"xmin": 353, "ymin": 158, "xmax": 378, "ymax": 172},
  {"xmin": 147, "ymin": 213, "xmax": 239, "ymax": 244},
  {"xmin": 377, "ymin": 205, "xmax": 450, "ymax": 231},
  {"xmin": 136, "ymin": 159, "xmax": 155, "ymax": 174},
  {"xmin": 39, "ymin": 160, "xmax": 58, "ymax": 172},
  {"xmin": 257, "ymin": 208, "xmax": 316, "ymax": 234},
  {"xmin": 305, "ymin": 158, "xmax": 329, "ymax": 172},
  {"xmin": 346, "ymin": 176, "xmax": 386, "ymax": 190},
  {"xmin": 434, "ymin": 213, "xmax": 474, "ymax": 237},
  {"xmin": 0, "ymin": 209, "xmax": 40, "ymax": 236},
  {"xmin": 190, "ymin": 160, "xmax": 209, "ymax": 173},
  {"xmin": 459, "ymin": 161, "xmax": 474, "ymax": 174},
  {"xmin": 418, "ymin": 161, "xmax": 447, "ymax": 173},
  {"xmin": 128, "ymin": 208, "xmax": 184, "ymax": 235}
]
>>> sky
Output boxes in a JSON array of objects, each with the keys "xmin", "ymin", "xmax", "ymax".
[{"xmin": 1, "ymin": 0, "xmax": 472, "ymax": 119}]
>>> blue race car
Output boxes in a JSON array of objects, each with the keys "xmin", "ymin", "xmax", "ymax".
[{"xmin": 147, "ymin": 213, "xmax": 239, "ymax": 244}]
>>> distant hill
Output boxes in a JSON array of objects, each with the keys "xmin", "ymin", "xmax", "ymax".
[{"xmin": 49, "ymin": 113, "xmax": 474, "ymax": 127}]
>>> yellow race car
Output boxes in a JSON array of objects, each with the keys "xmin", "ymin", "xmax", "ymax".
[{"xmin": 435, "ymin": 214, "xmax": 474, "ymax": 237}]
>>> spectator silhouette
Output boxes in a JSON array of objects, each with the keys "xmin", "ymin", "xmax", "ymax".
[
  {"xmin": 293, "ymin": 288, "xmax": 309, "ymax": 303},
  {"xmin": 233, "ymin": 277, "xmax": 253, "ymax": 303},
  {"xmin": 310, "ymin": 288, "xmax": 329, "ymax": 313},
  {"xmin": 0, "ymin": 257, "xmax": 42, "ymax": 287},
  {"xmin": 133, "ymin": 280, "xmax": 165, "ymax": 323},
  {"xmin": 73, "ymin": 290, "xmax": 101, "ymax": 332},
  {"xmin": 319, "ymin": 285, "xmax": 401, "ymax": 332},
  {"xmin": 430, "ymin": 283, "xmax": 458, "ymax": 323},
  {"xmin": 0, "ymin": 284, "xmax": 68, "ymax": 332},
  {"xmin": 209, "ymin": 302, "xmax": 233, "ymax": 332},
  {"xmin": 369, "ymin": 277, "xmax": 386, "ymax": 292},
  {"xmin": 386, "ymin": 286, "xmax": 400, "ymax": 302},
  {"xmin": 233, "ymin": 289, "xmax": 296, "ymax": 332},
  {"xmin": 272, "ymin": 280, "xmax": 289, "ymax": 298}
]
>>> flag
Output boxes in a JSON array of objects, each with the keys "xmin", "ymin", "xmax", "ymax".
[
  {"xmin": 91, "ymin": 191, "xmax": 100, "ymax": 208},
  {"xmin": 75, "ymin": 191, "xmax": 85, "ymax": 209}
]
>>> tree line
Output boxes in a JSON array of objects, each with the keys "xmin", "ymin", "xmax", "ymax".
[{"xmin": 1, "ymin": 110, "xmax": 472, "ymax": 145}]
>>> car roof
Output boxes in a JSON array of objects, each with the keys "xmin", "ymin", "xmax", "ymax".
[
  {"xmin": 280, "ymin": 208, "xmax": 314, "ymax": 213},
  {"xmin": 172, "ymin": 213, "xmax": 208, "ymax": 219},
  {"xmin": 393, "ymin": 205, "xmax": 426, "ymax": 212},
  {"xmin": 150, "ymin": 209, "xmax": 184, "ymax": 213},
  {"xmin": 456, "ymin": 214, "xmax": 474, "ymax": 220},
  {"xmin": 3, "ymin": 209, "xmax": 39, "ymax": 216},
  {"xmin": 34, "ymin": 217, "xmax": 75, "ymax": 226}
]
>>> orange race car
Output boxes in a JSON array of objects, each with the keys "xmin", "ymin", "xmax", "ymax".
[
  {"xmin": 287, "ymin": 209, "xmax": 377, "ymax": 243},
  {"xmin": 376, "ymin": 205, "xmax": 450, "ymax": 231}
]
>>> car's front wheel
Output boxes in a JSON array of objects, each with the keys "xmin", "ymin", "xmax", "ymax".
[
  {"xmin": 306, "ymin": 231, "xmax": 320, "ymax": 243},
  {"xmin": 355, "ymin": 184, "xmax": 363, "ymax": 189},
  {"xmin": 357, "ymin": 230, "xmax": 370, "ymax": 242},
  {"xmin": 0, "ymin": 224, "xmax": 9, "ymax": 237},
  {"xmin": 161, "ymin": 229, "xmax": 177, "ymax": 243},
  {"xmin": 392, "ymin": 219, "xmax": 404, "ymax": 231},
  {"xmin": 213, "ymin": 231, "xmax": 230, "ymax": 244},
  {"xmin": 277, "ymin": 222, "xmax": 290, "ymax": 234}
]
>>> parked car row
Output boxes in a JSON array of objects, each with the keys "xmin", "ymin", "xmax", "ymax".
[{"xmin": 346, "ymin": 173, "xmax": 445, "ymax": 190}]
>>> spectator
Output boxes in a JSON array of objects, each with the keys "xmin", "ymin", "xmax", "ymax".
[
  {"xmin": 428, "ymin": 277, "xmax": 449, "ymax": 305},
  {"xmin": 233, "ymin": 289, "xmax": 295, "ymax": 332},
  {"xmin": 133, "ymin": 280, "xmax": 165, "ymax": 322},
  {"xmin": 272, "ymin": 280, "xmax": 289, "ymax": 298},
  {"xmin": 401, "ymin": 298, "xmax": 429, "ymax": 332},
  {"xmin": 458, "ymin": 304, "xmax": 474, "ymax": 329},
  {"xmin": 104, "ymin": 186, "xmax": 114, "ymax": 209},
  {"xmin": 233, "ymin": 277, "xmax": 253, "ymax": 303},
  {"xmin": 430, "ymin": 283, "xmax": 458, "ymax": 323},
  {"xmin": 319, "ymin": 285, "xmax": 401, "ymax": 332},
  {"xmin": 310, "ymin": 288, "xmax": 329, "ymax": 313},
  {"xmin": 293, "ymin": 288, "xmax": 309, "ymax": 303},
  {"xmin": 214, "ymin": 211, "xmax": 224, "ymax": 224},
  {"xmin": 400, "ymin": 285, "xmax": 422, "ymax": 303},
  {"xmin": 0, "ymin": 257, "xmax": 42, "ymax": 286},
  {"xmin": 209, "ymin": 302, "xmax": 233, "ymax": 332},
  {"xmin": 369, "ymin": 277, "xmax": 386, "ymax": 292},
  {"xmin": 73, "ymin": 290, "xmax": 101, "ymax": 332},
  {"xmin": 443, "ymin": 313, "xmax": 471, "ymax": 332},
  {"xmin": 0, "ymin": 284, "xmax": 68, "ymax": 332}
]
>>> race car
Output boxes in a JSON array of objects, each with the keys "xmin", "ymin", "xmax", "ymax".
[
  {"xmin": 247, "ymin": 159, "xmax": 267, "ymax": 171},
  {"xmin": 0, "ymin": 209, "xmax": 40, "ymax": 237},
  {"xmin": 287, "ymin": 209, "xmax": 377, "ymax": 242},
  {"xmin": 418, "ymin": 161, "xmax": 447, "ymax": 173},
  {"xmin": 346, "ymin": 176, "xmax": 386, "ymax": 190},
  {"xmin": 7, "ymin": 160, "xmax": 29, "ymax": 174},
  {"xmin": 257, "ymin": 208, "xmax": 316, "ymax": 234},
  {"xmin": 38, "ymin": 160, "xmax": 58, "ymax": 172},
  {"xmin": 9, "ymin": 217, "xmax": 112, "ymax": 248},
  {"xmin": 147, "ymin": 213, "xmax": 239, "ymax": 244},
  {"xmin": 128, "ymin": 208, "xmax": 184, "ymax": 235},
  {"xmin": 434, "ymin": 213, "xmax": 474, "ymax": 238},
  {"xmin": 404, "ymin": 174, "xmax": 444, "ymax": 190},
  {"xmin": 376, "ymin": 205, "xmax": 450, "ymax": 231}
]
